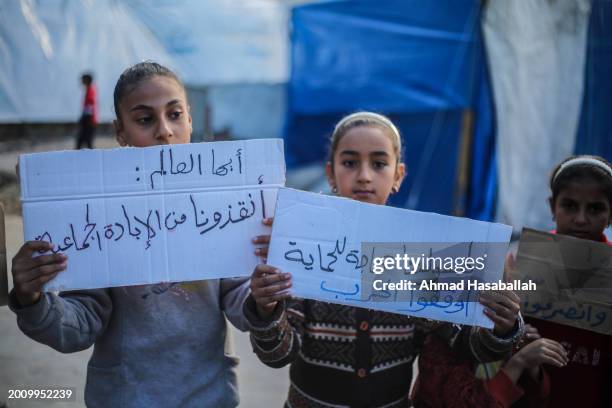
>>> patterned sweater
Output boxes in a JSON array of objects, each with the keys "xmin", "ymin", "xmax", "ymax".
[{"xmin": 245, "ymin": 297, "xmax": 522, "ymax": 408}]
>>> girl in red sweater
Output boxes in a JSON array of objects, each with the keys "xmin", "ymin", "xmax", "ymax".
[{"xmin": 413, "ymin": 155, "xmax": 612, "ymax": 407}]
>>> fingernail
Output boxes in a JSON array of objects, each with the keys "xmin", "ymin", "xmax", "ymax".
[
  {"xmin": 255, "ymin": 248, "xmax": 261, "ymax": 254},
  {"xmin": 252, "ymin": 237, "xmax": 257, "ymax": 243},
  {"xmin": 283, "ymin": 273, "xmax": 291, "ymax": 279}
]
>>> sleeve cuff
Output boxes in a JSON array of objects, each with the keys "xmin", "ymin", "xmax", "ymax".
[
  {"xmin": 8, "ymin": 290, "xmax": 53, "ymax": 328},
  {"xmin": 243, "ymin": 295, "xmax": 287, "ymax": 341},
  {"xmin": 487, "ymin": 369, "xmax": 525, "ymax": 406},
  {"xmin": 490, "ymin": 312, "xmax": 525, "ymax": 345}
]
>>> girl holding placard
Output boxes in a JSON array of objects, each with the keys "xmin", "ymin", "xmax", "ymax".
[
  {"xmin": 412, "ymin": 155, "xmax": 611, "ymax": 407},
  {"xmin": 9, "ymin": 62, "xmax": 250, "ymax": 407},
  {"xmin": 247, "ymin": 112, "xmax": 524, "ymax": 407}
]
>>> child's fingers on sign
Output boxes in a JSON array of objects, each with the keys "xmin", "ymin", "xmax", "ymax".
[
  {"xmin": 12, "ymin": 241, "xmax": 68, "ymax": 305},
  {"xmin": 252, "ymin": 235, "xmax": 270, "ymax": 245},
  {"xmin": 12, "ymin": 241, "xmax": 67, "ymax": 278},
  {"xmin": 250, "ymin": 266, "xmax": 291, "ymax": 306},
  {"xmin": 253, "ymin": 218, "xmax": 274, "ymax": 257},
  {"xmin": 479, "ymin": 290, "xmax": 520, "ymax": 335},
  {"xmin": 254, "ymin": 244, "xmax": 269, "ymax": 257},
  {"xmin": 479, "ymin": 290, "xmax": 521, "ymax": 311},
  {"xmin": 16, "ymin": 240, "xmax": 53, "ymax": 258}
]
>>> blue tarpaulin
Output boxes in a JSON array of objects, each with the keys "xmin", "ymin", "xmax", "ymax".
[
  {"xmin": 284, "ymin": 0, "xmax": 496, "ymax": 218},
  {"xmin": 576, "ymin": 0, "xmax": 612, "ymax": 161}
]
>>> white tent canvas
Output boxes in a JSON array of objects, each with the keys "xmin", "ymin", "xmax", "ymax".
[{"xmin": 0, "ymin": 0, "xmax": 174, "ymax": 123}]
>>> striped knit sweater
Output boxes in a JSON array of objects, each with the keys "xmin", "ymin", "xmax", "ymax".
[{"xmin": 244, "ymin": 297, "xmax": 521, "ymax": 408}]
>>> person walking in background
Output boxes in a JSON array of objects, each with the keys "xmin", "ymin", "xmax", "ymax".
[{"xmin": 75, "ymin": 72, "xmax": 98, "ymax": 149}]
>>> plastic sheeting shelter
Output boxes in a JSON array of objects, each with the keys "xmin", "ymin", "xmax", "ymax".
[
  {"xmin": 284, "ymin": 0, "xmax": 496, "ymax": 218},
  {"xmin": 122, "ymin": 0, "xmax": 290, "ymax": 141},
  {"xmin": 0, "ymin": 0, "xmax": 174, "ymax": 123},
  {"xmin": 576, "ymin": 0, "xmax": 612, "ymax": 162},
  {"xmin": 0, "ymin": 0, "xmax": 289, "ymax": 141},
  {"xmin": 484, "ymin": 0, "xmax": 592, "ymax": 232}
]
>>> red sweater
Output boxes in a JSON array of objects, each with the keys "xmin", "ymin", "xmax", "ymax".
[
  {"xmin": 524, "ymin": 231, "xmax": 612, "ymax": 407},
  {"xmin": 83, "ymin": 83, "xmax": 98, "ymax": 125},
  {"xmin": 412, "ymin": 334, "xmax": 549, "ymax": 408},
  {"xmin": 413, "ymin": 231, "xmax": 612, "ymax": 407},
  {"xmin": 524, "ymin": 317, "xmax": 611, "ymax": 407}
]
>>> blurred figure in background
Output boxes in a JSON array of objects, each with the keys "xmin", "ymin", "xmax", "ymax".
[{"xmin": 75, "ymin": 72, "xmax": 98, "ymax": 149}]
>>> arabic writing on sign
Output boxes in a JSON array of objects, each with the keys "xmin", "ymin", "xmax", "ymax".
[
  {"xmin": 316, "ymin": 277, "xmax": 471, "ymax": 316},
  {"xmin": 396, "ymin": 290, "xmax": 471, "ymax": 316},
  {"xmin": 283, "ymin": 236, "xmax": 370, "ymax": 272},
  {"xmin": 33, "ymin": 190, "xmax": 266, "ymax": 253},
  {"xmin": 144, "ymin": 147, "xmax": 243, "ymax": 189},
  {"xmin": 523, "ymin": 301, "xmax": 607, "ymax": 328},
  {"xmin": 283, "ymin": 237, "xmax": 473, "ymax": 316}
]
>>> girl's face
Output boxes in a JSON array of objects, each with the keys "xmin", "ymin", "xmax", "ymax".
[
  {"xmin": 550, "ymin": 179, "xmax": 611, "ymax": 241},
  {"xmin": 326, "ymin": 126, "xmax": 404, "ymax": 205},
  {"xmin": 115, "ymin": 75, "xmax": 192, "ymax": 147}
]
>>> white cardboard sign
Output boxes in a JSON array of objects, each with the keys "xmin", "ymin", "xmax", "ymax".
[
  {"xmin": 20, "ymin": 139, "xmax": 285, "ymax": 291},
  {"xmin": 267, "ymin": 188, "xmax": 513, "ymax": 328}
]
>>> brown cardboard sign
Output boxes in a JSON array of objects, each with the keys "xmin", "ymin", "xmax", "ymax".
[
  {"xmin": 515, "ymin": 228, "xmax": 612, "ymax": 336},
  {"xmin": 0, "ymin": 203, "xmax": 8, "ymax": 306}
]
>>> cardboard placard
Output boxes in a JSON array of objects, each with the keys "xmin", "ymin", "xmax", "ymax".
[
  {"xmin": 20, "ymin": 139, "xmax": 285, "ymax": 291},
  {"xmin": 267, "ymin": 188, "xmax": 513, "ymax": 328},
  {"xmin": 515, "ymin": 228, "xmax": 612, "ymax": 336}
]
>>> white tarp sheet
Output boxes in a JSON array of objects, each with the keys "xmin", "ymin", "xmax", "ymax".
[
  {"xmin": 123, "ymin": 0, "xmax": 289, "ymax": 87},
  {"xmin": 20, "ymin": 139, "xmax": 285, "ymax": 290},
  {"xmin": 0, "ymin": 0, "xmax": 291, "ymax": 124},
  {"xmin": 483, "ymin": 0, "xmax": 591, "ymax": 231},
  {"xmin": 0, "ymin": 0, "xmax": 174, "ymax": 123}
]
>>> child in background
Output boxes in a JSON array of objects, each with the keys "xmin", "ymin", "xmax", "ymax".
[
  {"xmin": 526, "ymin": 155, "xmax": 612, "ymax": 407},
  {"xmin": 413, "ymin": 154, "xmax": 611, "ymax": 407},
  {"xmin": 76, "ymin": 72, "xmax": 98, "ymax": 149},
  {"xmin": 246, "ymin": 112, "xmax": 524, "ymax": 407},
  {"xmin": 10, "ymin": 62, "xmax": 250, "ymax": 408}
]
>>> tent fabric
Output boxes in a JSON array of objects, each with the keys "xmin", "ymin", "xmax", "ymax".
[
  {"xmin": 466, "ymin": 59, "xmax": 497, "ymax": 221},
  {"xmin": 575, "ymin": 0, "xmax": 612, "ymax": 162},
  {"xmin": 289, "ymin": 0, "xmax": 482, "ymax": 115},
  {"xmin": 0, "ymin": 0, "xmax": 174, "ymax": 123},
  {"xmin": 0, "ymin": 0, "xmax": 289, "ymax": 124},
  {"xmin": 121, "ymin": 0, "xmax": 289, "ymax": 87},
  {"xmin": 483, "ymin": 0, "xmax": 591, "ymax": 231},
  {"xmin": 285, "ymin": 0, "xmax": 495, "ymax": 216}
]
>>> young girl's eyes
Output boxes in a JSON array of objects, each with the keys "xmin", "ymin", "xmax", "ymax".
[
  {"xmin": 133, "ymin": 110, "xmax": 183, "ymax": 124},
  {"xmin": 341, "ymin": 160, "xmax": 357, "ymax": 168},
  {"xmin": 135, "ymin": 116, "xmax": 152, "ymax": 125},
  {"xmin": 373, "ymin": 160, "xmax": 388, "ymax": 169},
  {"xmin": 587, "ymin": 203, "xmax": 608, "ymax": 215},
  {"xmin": 560, "ymin": 201, "xmax": 577, "ymax": 211},
  {"xmin": 169, "ymin": 110, "xmax": 183, "ymax": 120}
]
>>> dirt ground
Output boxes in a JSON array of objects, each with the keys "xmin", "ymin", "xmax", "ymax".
[{"xmin": 0, "ymin": 134, "xmax": 288, "ymax": 407}]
